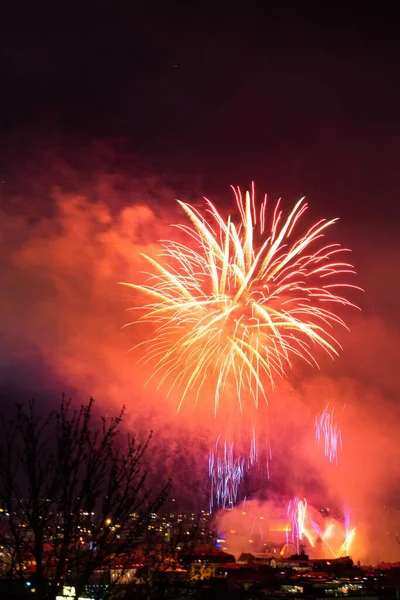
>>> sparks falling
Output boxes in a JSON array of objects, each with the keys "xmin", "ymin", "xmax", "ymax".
[
  {"xmin": 315, "ymin": 404, "xmax": 343, "ymax": 464},
  {"xmin": 209, "ymin": 437, "xmax": 245, "ymax": 512},
  {"xmin": 208, "ymin": 429, "xmax": 266, "ymax": 513},
  {"xmin": 121, "ymin": 185, "xmax": 360, "ymax": 413}
]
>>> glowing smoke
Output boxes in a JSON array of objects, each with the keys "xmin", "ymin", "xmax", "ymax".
[{"xmin": 0, "ymin": 145, "xmax": 400, "ymax": 562}]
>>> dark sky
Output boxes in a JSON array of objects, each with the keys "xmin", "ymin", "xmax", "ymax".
[{"xmin": 2, "ymin": 3, "xmax": 400, "ymax": 223}]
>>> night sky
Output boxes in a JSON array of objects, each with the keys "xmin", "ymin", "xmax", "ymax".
[
  {"xmin": 2, "ymin": 4, "xmax": 400, "ymax": 222},
  {"xmin": 1, "ymin": 3, "xmax": 400, "ymax": 559}
]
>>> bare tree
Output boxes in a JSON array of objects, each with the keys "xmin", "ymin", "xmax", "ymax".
[{"xmin": 0, "ymin": 396, "xmax": 170, "ymax": 600}]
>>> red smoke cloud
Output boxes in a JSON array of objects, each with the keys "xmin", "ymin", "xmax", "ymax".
[{"xmin": 0, "ymin": 143, "xmax": 399, "ymax": 563}]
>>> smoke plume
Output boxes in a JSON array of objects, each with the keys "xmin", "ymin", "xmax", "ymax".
[{"xmin": 0, "ymin": 140, "xmax": 399, "ymax": 563}]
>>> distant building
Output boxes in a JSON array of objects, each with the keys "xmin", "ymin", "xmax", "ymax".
[{"xmin": 188, "ymin": 546, "xmax": 235, "ymax": 579}]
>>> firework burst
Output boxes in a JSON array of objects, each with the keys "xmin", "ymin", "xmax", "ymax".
[{"xmin": 121, "ymin": 185, "xmax": 360, "ymax": 413}]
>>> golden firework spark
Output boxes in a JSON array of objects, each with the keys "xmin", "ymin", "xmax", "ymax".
[{"xmin": 121, "ymin": 184, "xmax": 360, "ymax": 413}]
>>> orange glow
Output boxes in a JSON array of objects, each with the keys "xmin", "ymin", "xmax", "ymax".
[
  {"xmin": 269, "ymin": 524, "xmax": 291, "ymax": 532},
  {"xmin": 3, "ymin": 166, "xmax": 400, "ymax": 565}
]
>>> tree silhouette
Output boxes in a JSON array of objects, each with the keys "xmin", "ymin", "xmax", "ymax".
[{"xmin": 0, "ymin": 396, "xmax": 170, "ymax": 600}]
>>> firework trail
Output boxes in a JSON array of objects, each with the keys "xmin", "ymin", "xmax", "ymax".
[
  {"xmin": 338, "ymin": 512, "xmax": 356, "ymax": 558},
  {"xmin": 294, "ymin": 504, "xmax": 356, "ymax": 558},
  {"xmin": 209, "ymin": 437, "xmax": 245, "ymax": 512},
  {"xmin": 334, "ymin": 526, "xmax": 356, "ymax": 558},
  {"xmin": 287, "ymin": 497, "xmax": 315, "ymax": 553},
  {"xmin": 249, "ymin": 428, "xmax": 258, "ymax": 467},
  {"xmin": 315, "ymin": 404, "xmax": 343, "ymax": 464},
  {"xmin": 308, "ymin": 519, "xmax": 338, "ymax": 558},
  {"xmin": 121, "ymin": 185, "xmax": 360, "ymax": 413}
]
